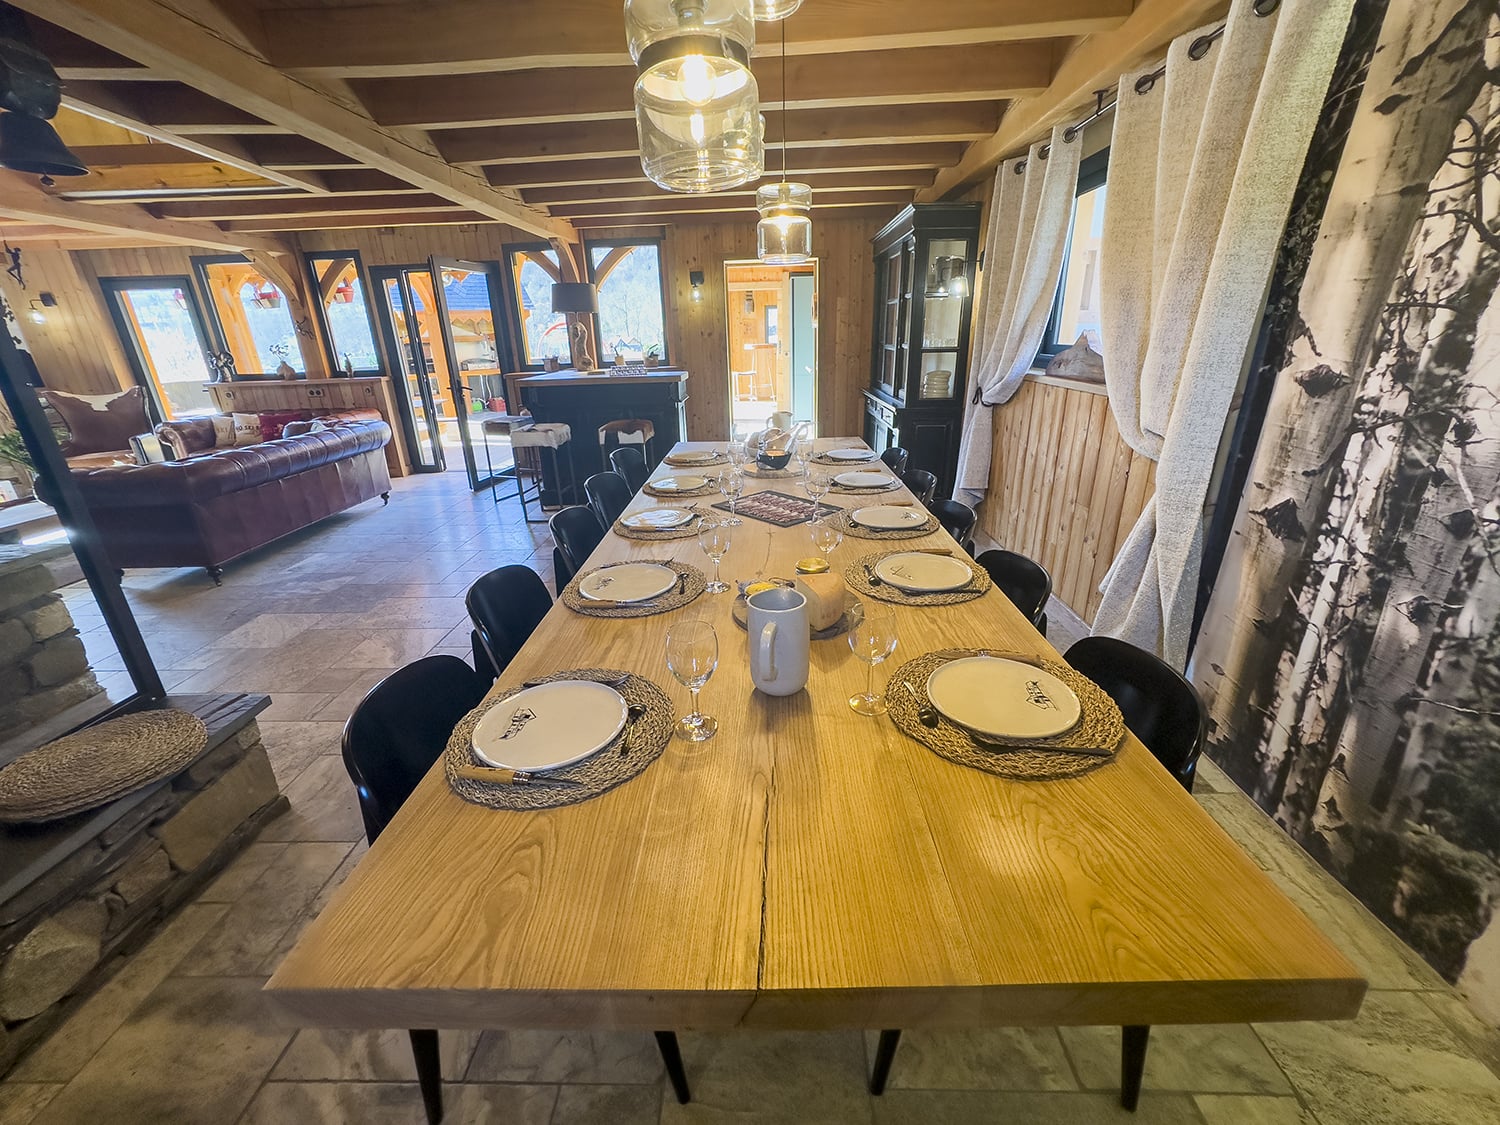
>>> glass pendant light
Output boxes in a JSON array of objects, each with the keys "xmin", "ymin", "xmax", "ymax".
[
  {"xmin": 757, "ymin": 17, "xmax": 811, "ymax": 264},
  {"xmin": 752, "ymin": 0, "xmax": 803, "ymax": 18},
  {"xmin": 626, "ymin": 1, "xmax": 763, "ymax": 193}
]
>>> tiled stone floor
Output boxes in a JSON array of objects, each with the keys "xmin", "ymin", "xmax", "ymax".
[{"xmin": 5, "ymin": 469, "xmax": 1500, "ymax": 1124}]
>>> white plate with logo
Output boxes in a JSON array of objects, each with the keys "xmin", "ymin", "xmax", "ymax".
[
  {"xmin": 851, "ymin": 505, "xmax": 928, "ymax": 530},
  {"xmin": 825, "ymin": 448, "xmax": 877, "ymax": 462},
  {"xmin": 578, "ymin": 562, "xmax": 677, "ymax": 602},
  {"xmin": 873, "ymin": 551, "xmax": 973, "ymax": 593},
  {"xmin": 666, "ymin": 450, "xmax": 718, "ymax": 464},
  {"xmin": 471, "ymin": 680, "xmax": 628, "ymax": 770},
  {"xmin": 620, "ymin": 508, "xmax": 696, "ymax": 530},
  {"xmin": 925, "ymin": 657, "xmax": 1081, "ymax": 740},
  {"xmin": 650, "ymin": 475, "xmax": 709, "ymax": 491},
  {"xmin": 834, "ymin": 470, "xmax": 892, "ymax": 489}
]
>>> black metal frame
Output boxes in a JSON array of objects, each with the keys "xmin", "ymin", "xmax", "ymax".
[
  {"xmin": 582, "ymin": 234, "xmax": 671, "ymax": 364},
  {"xmin": 1034, "ymin": 146, "xmax": 1111, "ymax": 366},
  {"xmin": 301, "ymin": 248, "xmax": 385, "ymax": 376},
  {"xmin": 190, "ymin": 252, "xmax": 301, "ymax": 377},
  {"xmin": 0, "ymin": 309, "xmax": 164, "ymax": 703},
  {"xmin": 425, "ymin": 254, "xmax": 511, "ymax": 492},
  {"xmin": 500, "ymin": 241, "xmax": 573, "ymax": 370},
  {"xmin": 367, "ymin": 264, "xmax": 447, "ymax": 474},
  {"xmin": 96, "ymin": 275, "xmax": 215, "ymax": 424}
]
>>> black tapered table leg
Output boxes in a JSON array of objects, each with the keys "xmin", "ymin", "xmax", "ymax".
[
  {"xmin": 409, "ymin": 1028, "xmax": 443, "ymax": 1123},
  {"xmin": 1121, "ymin": 1025, "xmax": 1150, "ymax": 1112},
  {"xmin": 655, "ymin": 1030, "xmax": 691, "ymax": 1104},
  {"xmin": 869, "ymin": 1029, "xmax": 902, "ymax": 1095}
]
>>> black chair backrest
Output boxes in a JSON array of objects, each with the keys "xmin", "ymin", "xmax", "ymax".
[
  {"xmin": 584, "ymin": 471, "xmax": 631, "ymax": 529},
  {"xmin": 902, "ymin": 468, "xmax": 937, "ymax": 506},
  {"xmin": 609, "ymin": 445, "xmax": 648, "ymax": 492},
  {"xmin": 551, "ymin": 505, "xmax": 605, "ymax": 587},
  {"xmin": 552, "ymin": 546, "xmax": 569, "ymax": 597},
  {"xmin": 880, "ymin": 446, "xmax": 909, "ymax": 475},
  {"xmin": 341, "ymin": 655, "xmax": 486, "ymax": 844},
  {"xmin": 929, "ymin": 498, "xmax": 976, "ymax": 553},
  {"xmin": 466, "ymin": 564, "xmax": 552, "ymax": 681},
  {"xmin": 976, "ymin": 549, "xmax": 1051, "ymax": 626},
  {"xmin": 1064, "ymin": 636, "xmax": 1207, "ymax": 790}
]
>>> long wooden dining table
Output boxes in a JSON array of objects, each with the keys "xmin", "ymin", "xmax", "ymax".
[{"xmin": 267, "ymin": 440, "xmax": 1364, "ymax": 1047}]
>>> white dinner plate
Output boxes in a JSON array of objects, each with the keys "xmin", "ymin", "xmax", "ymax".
[
  {"xmin": 667, "ymin": 450, "xmax": 717, "ymax": 463},
  {"xmin": 825, "ymin": 448, "xmax": 877, "ymax": 462},
  {"xmin": 925, "ymin": 657, "xmax": 1081, "ymax": 740},
  {"xmin": 578, "ymin": 562, "xmax": 677, "ymax": 602},
  {"xmin": 620, "ymin": 508, "xmax": 696, "ymax": 529},
  {"xmin": 834, "ymin": 470, "xmax": 892, "ymax": 489},
  {"xmin": 649, "ymin": 475, "xmax": 708, "ymax": 491},
  {"xmin": 471, "ymin": 680, "xmax": 628, "ymax": 770},
  {"xmin": 851, "ymin": 505, "xmax": 928, "ymax": 530},
  {"xmin": 873, "ymin": 551, "xmax": 973, "ymax": 592}
]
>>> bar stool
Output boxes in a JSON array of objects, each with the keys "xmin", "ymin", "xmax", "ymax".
[
  {"xmin": 478, "ymin": 413, "xmax": 527, "ymax": 497},
  {"xmin": 509, "ymin": 422, "xmax": 575, "ymax": 524},
  {"xmin": 597, "ymin": 418, "xmax": 655, "ymax": 474}
]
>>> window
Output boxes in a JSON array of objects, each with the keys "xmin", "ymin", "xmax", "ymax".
[
  {"xmin": 98, "ymin": 277, "xmax": 217, "ymax": 418},
  {"xmin": 305, "ymin": 251, "xmax": 381, "ymax": 373},
  {"xmin": 193, "ymin": 255, "xmax": 306, "ymax": 376},
  {"xmin": 504, "ymin": 245, "xmax": 571, "ymax": 368},
  {"xmin": 1037, "ymin": 148, "xmax": 1108, "ymax": 364},
  {"xmin": 587, "ymin": 239, "xmax": 668, "ymax": 362}
]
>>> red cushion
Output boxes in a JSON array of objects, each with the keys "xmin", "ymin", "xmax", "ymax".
[{"xmin": 257, "ymin": 410, "xmax": 312, "ymax": 442}]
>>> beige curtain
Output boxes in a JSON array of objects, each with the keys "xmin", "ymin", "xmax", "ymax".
[
  {"xmin": 1092, "ymin": 0, "xmax": 1355, "ymax": 667},
  {"xmin": 953, "ymin": 125, "xmax": 1080, "ymax": 505}
]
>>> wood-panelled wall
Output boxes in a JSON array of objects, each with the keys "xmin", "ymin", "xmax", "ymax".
[
  {"xmin": 982, "ymin": 376, "xmax": 1156, "ymax": 622},
  {"xmin": 0, "ymin": 247, "xmax": 133, "ymax": 395}
]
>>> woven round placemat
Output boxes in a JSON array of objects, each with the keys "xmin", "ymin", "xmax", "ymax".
[
  {"xmin": 611, "ymin": 514, "xmax": 704, "ymax": 541},
  {"xmin": 561, "ymin": 558, "xmax": 706, "ymax": 618},
  {"xmin": 445, "ymin": 669, "xmax": 674, "ymax": 810},
  {"xmin": 812, "ymin": 452, "xmax": 880, "ymax": 466},
  {"xmin": 886, "ymin": 650, "xmax": 1125, "ymax": 781},
  {"xmin": 836, "ymin": 507, "xmax": 937, "ymax": 540},
  {"xmin": 830, "ymin": 479, "xmax": 901, "ymax": 496},
  {"xmin": 645, "ymin": 479, "xmax": 720, "ymax": 498},
  {"xmin": 743, "ymin": 462, "xmax": 799, "ymax": 480},
  {"xmin": 664, "ymin": 451, "xmax": 727, "ymax": 468},
  {"xmin": 0, "ymin": 709, "xmax": 209, "ymax": 824},
  {"xmin": 844, "ymin": 551, "xmax": 992, "ymax": 606}
]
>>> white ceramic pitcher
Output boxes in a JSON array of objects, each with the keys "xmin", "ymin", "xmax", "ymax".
[{"xmin": 747, "ymin": 586, "xmax": 810, "ymax": 696}]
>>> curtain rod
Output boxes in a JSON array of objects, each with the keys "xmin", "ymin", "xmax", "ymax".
[{"xmin": 1015, "ymin": 0, "xmax": 1281, "ymax": 174}]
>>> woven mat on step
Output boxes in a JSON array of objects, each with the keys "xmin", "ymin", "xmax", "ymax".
[
  {"xmin": 844, "ymin": 551, "xmax": 991, "ymax": 607},
  {"xmin": 887, "ymin": 650, "xmax": 1125, "ymax": 781},
  {"xmin": 561, "ymin": 559, "xmax": 706, "ymax": 618},
  {"xmin": 0, "ymin": 708, "xmax": 209, "ymax": 823},
  {"xmin": 445, "ymin": 669, "xmax": 673, "ymax": 810}
]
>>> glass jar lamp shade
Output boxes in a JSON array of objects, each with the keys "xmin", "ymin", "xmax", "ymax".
[
  {"xmin": 752, "ymin": 0, "xmax": 803, "ymax": 18},
  {"xmin": 756, "ymin": 181, "xmax": 813, "ymax": 264}
]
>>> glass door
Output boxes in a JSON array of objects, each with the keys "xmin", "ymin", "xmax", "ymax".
[
  {"xmin": 98, "ymin": 277, "xmax": 217, "ymax": 419},
  {"xmin": 426, "ymin": 256, "xmax": 509, "ymax": 492},
  {"xmin": 369, "ymin": 266, "xmax": 444, "ymax": 472}
]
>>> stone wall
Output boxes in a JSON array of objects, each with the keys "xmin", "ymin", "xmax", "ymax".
[
  {"xmin": 0, "ymin": 717, "xmax": 287, "ymax": 1073},
  {"xmin": 0, "ymin": 544, "xmax": 101, "ymax": 738}
]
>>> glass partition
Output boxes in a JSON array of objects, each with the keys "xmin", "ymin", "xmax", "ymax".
[
  {"xmin": 587, "ymin": 238, "xmax": 668, "ymax": 362},
  {"xmin": 504, "ymin": 245, "xmax": 571, "ymax": 368}
]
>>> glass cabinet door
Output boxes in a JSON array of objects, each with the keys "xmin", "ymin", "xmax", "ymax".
[{"xmin": 916, "ymin": 238, "xmax": 970, "ymax": 401}]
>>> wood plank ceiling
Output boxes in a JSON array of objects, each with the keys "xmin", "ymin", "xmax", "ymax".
[{"xmin": 0, "ymin": 1, "xmax": 1221, "ymax": 250}]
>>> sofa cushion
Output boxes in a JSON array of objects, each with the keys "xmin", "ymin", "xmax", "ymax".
[
  {"xmin": 156, "ymin": 418, "xmax": 218, "ymax": 461},
  {"xmin": 257, "ymin": 410, "xmax": 312, "ymax": 441},
  {"xmin": 210, "ymin": 416, "xmax": 236, "ymax": 448},
  {"xmin": 49, "ymin": 387, "xmax": 151, "ymax": 456},
  {"xmin": 281, "ymin": 419, "xmax": 328, "ymax": 438},
  {"xmin": 231, "ymin": 413, "xmax": 261, "ymax": 446}
]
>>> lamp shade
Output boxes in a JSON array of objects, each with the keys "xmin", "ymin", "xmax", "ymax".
[
  {"xmin": 550, "ymin": 282, "xmax": 599, "ymax": 314},
  {"xmin": 0, "ymin": 112, "xmax": 86, "ymax": 177},
  {"xmin": 756, "ymin": 181, "xmax": 813, "ymax": 264},
  {"xmin": 752, "ymin": 0, "xmax": 803, "ymax": 18}
]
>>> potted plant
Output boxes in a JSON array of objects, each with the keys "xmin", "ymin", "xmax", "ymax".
[
  {"xmin": 0, "ymin": 427, "xmax": 65, "ymax": 504},
  {"xmin": 644, "ymin": 344, "xmax": 662, "ymax": 368}
]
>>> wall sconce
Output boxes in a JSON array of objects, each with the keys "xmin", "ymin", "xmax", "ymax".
[
  {"xmin": 689, "ymin": 269, "xmax": 704, "ymax": 302},
  {"xmin": 27, "ymin": 291, "xmax": 56, "ymax": 324}
]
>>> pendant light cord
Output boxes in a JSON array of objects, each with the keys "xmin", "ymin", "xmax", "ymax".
[{"xmin": 780, "ymin": 18, "xmax": 788, "ymax": 179}]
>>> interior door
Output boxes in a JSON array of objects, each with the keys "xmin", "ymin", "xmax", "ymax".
[
  {"xmin": 427, "ymin": 255, "xmax": 509, "ymax": 492},
  {"xmin": 369, "ymin": 266, "xmax": 444, "ymax": 472},
  {"xmin": 790, "ymin": 272, "xmax": 817, "ymax": 425}
]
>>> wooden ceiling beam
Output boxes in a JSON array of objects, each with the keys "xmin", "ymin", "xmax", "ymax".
[
  {"xmin": 62, "ymin": 81, "xmax": 290, "ymax": 135},
  {"xmin": 63, "ymin": 144, "xmax": 221, "ymax": 166},
  {"xmin": 153, "ymin": 193, "xmax": 459, "ymax": 221},
  {"xmin": 47, "ymin": 162, "xmax": 286, "ymax": 198},
  {"xmin": 520, "ymin": 169, "xmax": 933, "ymax": 207},
  {"xmin": 16, "ymin": 0, "xmax": 575, "ymax": 241},
  {"xmin": 220, "ymin": 211, "xmax": 491, "ymax": 233},
  {"xmin": 263, "ymin": 0, "xmax": 1130, "ymax": 76},
  {"xmin": 440, "ymin": 103, "xmax": 1000, "ymax": 165},
  {"xmin": 923, "ymin": 0, "xmax": 1232, "ymax": 199},
  {"xmin": 187, "ymin": 135, "xmax": 366, "ymax": 171},
  {"xmin": 550, "ymin": 191, "xmax": 907, "ymax": 219},
  {"xmin": 353, "ymin": 42, "xmax": 1052, "ymax": 130},
  {"xmin": 570, "ymin": 205, "xmax": 898, "ymax": 229}
]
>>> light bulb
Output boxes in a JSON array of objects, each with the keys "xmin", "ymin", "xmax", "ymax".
[
  {"xmin": 679, "ymin": 54, "xmax": 715, "ymax": 105},
  {"xmin": 689, "ymin": 112, "xmax": 706, "ymax": 144},
  {"xmin": 691, "ymin": 286, "xmax": 703, "ymax": 302},
  {"xmin": 27, "ymin": 307, "xmax": 45, "ymax": 325}
]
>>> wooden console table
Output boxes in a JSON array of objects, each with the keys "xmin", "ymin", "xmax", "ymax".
[{"xmin": 204, "ymin": 378, "xmax": 410, "ymax": 478}]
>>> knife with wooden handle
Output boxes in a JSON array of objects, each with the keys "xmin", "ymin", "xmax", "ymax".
[{"xmin": 453, "ymin": 764, "xmax": 583, "ymax": 787}]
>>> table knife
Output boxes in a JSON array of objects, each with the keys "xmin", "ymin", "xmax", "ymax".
[{"xmin": 453, "ymin": 764, "xmax": 584, "ymax": 786}]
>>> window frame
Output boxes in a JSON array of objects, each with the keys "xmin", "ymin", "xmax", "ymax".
[
  {"xmin": 190, "ymin": 252, "xmax": 306, "ymax": 377},
  {"xmin": 501, "ymin": 241, "xmax": 573, "ymax": 370},
  {"xmin": 584, "ymin": 235, "xmax": 671, "ymax": 365},
  {"xmin": 96, "ymin": 274, "xmax": 218, "ymax": 422},
  {"xmin": 1034, "ymin": 146, "xmax": 1110, "ymax": 367},
  {"xmin": 302, "ymin": 248, "xmax": 385, "ymax": 376}
]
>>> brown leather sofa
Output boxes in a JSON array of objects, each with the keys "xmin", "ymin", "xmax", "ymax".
[{"xmin": 67, "ymin": 412, "xmax": 392, "ymax": 584}]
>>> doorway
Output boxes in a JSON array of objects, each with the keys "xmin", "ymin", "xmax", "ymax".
[{"xmin": 723, "ymin": 260, "xmax": 817, "ymax": 439}]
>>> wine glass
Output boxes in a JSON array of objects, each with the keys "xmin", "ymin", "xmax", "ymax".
[
  {"xmin": 666, "ymin": 620, "xmax": 719, "ymax": 741},
  {"xmin": 697, "ymin": 519, "xmax": 732, "ymax": 594},
  {"xmin": 726, "ymin": 437, "xmax": 749, "ymax": 470},
  {"xmin": 718, "ymin": 467, "xmax": 745, "ymax": 526},
  {"xmin": 804, "ymin": 466, "xmax": 833, "ymax": 507},
  {"xmin": 848, "ymin": 605, "xmax": 899, "ymax": 716},
  {"xmin": 808, "ymin": 513, "xmax": 843, "ymax": 560}
]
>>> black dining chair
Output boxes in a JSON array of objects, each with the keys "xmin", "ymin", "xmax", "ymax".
[
  {"xmin": 901, "ymin": 468, "xmax": 937, "ymax": 506},
  {"xmin": 929, "ymin": 498, "xmax": 977, "ymax": 555},
  {"xmin": 976, "ymin": 549, "xmax": 1052, "ymax": 636},
  {"xmin": 584, "ymin": 471, "xmax": 632, "ymax": 529},
  {"xmin": 1067, "ymin": 634, "xmax": 1208, "ymax": 1111},
  {"xmin": 550, "ymin": 505, "xmax": 605, "ymax": 590},
  {"xmin": 879, "ymin": 446, "xmax": 909, "ymax": 475},
  {"xmin": 466, "ymin": 564, "xmax": 552, "ymax": 681},
  {"xmin": 341, "ymin": 655, "xmax": 692, "ymax": 1121},
  {"xmin": 609, "ymin": 445, "xmax": 649, "ymax": 493}
]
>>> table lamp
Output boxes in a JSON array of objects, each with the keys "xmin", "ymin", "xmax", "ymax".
[{"xmin": 551, "ymin": 282, "xmax": 599, "ymax": 372}]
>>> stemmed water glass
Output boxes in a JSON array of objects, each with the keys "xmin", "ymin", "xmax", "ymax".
[
  {"xmin": 848, "ymin": 605, "xmax": 899, "ymax": 716},
  {"xmin": 808, "ymin": 513, "xmax": 843, "ymax": 561},
  {"xmin": 804, "ymin": 466, "xmax": 833, "ymax": 509},
  {"xmin": 725, "ymin": 438, "xmax": 749, "ymax": 471},
  {"xmin": 718, "ymin": 467, "xmax": 745, "ymax": 526},
  {"xmin": 697, "ymin": 518, "xmax": 732, "ymax": 594},
  {"xmin": 666, "ymin": 620, "xmax": 719, "ymax": 741}
]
